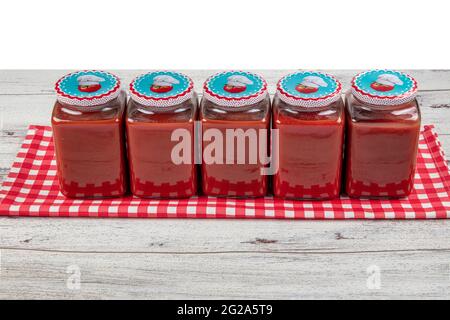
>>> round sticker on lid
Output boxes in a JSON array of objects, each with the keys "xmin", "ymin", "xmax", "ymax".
[
  {"xmin": 129, "ymin": 71, "xmax": 194, "ymax": 107},
  {"xmin": 203, "ymin": 71, "xmax": 267, "ymax": 107},
  {"xmin": 351, "ymin": 70, "xmax": 418, "ymax": 106},
  {"xmin": 277, "ymin": 71, "xmax": 342, "ymax": 107},
  {"xmin": 55, "ymin": 70, "xmax": 121, "ymax": 107}
]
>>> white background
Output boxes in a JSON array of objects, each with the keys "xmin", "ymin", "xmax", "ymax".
[{"xmin": 0, "ymin": 0, "xmax": 449, "ymax": 69}]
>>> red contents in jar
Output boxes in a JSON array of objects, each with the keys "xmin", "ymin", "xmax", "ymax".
[
  {"xmin": 273, "ymin": 72, "xmax": 344, "ymax": 199},
  {"xmin": 273, "ymin": 99, "xmax": 344, "ymax": 199},
  {"xmin": 126, "ymin": 98, "xmax": 198, "ymax": 198},
  {"xmin": 200, "ymin": 71, "xmax": 270, "ymax": 197},
  {"xmin": 52, "ymin": 88, "xmax": 127, "ymax": 198},
  {"xmin": 345, "ymin": 70, "xmax": 421, "ymax": 198},
  {"xmin": 345, "ymin": 97, "xmax": 420, "ymax": 197},
  {"xmin": 200, "ymin": 99, "xmax": 270, "ymax": 197},
  {"xmin": 126, "ymin": 72, "xmax": 197, "ymax": 198}
]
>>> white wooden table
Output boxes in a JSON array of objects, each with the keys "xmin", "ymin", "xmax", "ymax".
[{"xmin": 0, "ymin": 70, "xmax": 449, "ymax": 300}]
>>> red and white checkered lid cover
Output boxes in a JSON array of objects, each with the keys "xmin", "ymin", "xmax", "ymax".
[
  {"xmin": 129, "ymin": 71, "xmax": 194, "ymax": 107},
  {"xmin": 55, "ymin": 70, "xmax": 121, "ymax": 107},
  {"xmin": 277, "ymin": 71, "xmax": 342, "ymax": 108},
  {"xmin": 351, "ymin": 70, "xmax": 418, "ymax": 106},
  {"xmin": 203, "ymin": 71, "xmax": 268, "ymax": 107}
]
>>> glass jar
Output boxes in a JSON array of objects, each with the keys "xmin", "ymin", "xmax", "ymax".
[
  {"xmin": 273, "ymin": 71, "xmax": 344, "ymax": 199},
  {"xmin": 126, "ymin": 71, "xmax": 198, "ymax": 198},
  {"xmin": 345, "ymin": 70, "xmax": 421, "ymax": 198},
  {"xmin": 200, "ymin": 71, "xmax": 270, "ymax": 197},
  {"xmin": 52, "ymin": 70, "xmax": 127, "ymax": 198}
]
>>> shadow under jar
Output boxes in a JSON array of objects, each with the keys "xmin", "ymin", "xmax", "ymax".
[
  {"xmin": 200, "ymin": 71, "xmax": 271, "ymax": 197},
  {"xmin": 126, "ymin": 71, "xmax": 198, "ymax": 198},
  {"xmin": 273, "ymin": 71, "xmax": 345, "ymax": 200},
  {"xmin": 345, "ymin": 70, "xmax": 421, "ymax": 198},
  {"xmin": 52, "ymin": 70, "xmax": 127, "ymax": 198}
]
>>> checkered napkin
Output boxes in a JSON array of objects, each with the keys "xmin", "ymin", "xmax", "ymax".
[{"xmin": 0, "ymin": 125, "xmax": 449, "ymax": 219}]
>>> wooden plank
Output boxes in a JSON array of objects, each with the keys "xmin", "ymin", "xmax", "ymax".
[
  {"xmin": 1, "ymin": 70, "xmax": 450, "ymax": 95},
  {"xmin": 0, "ymin": 217, "xmax": 449, "ymax": 299},
  {"xmin": 1, "ymin": 246, "xmax": 449, "ymax": 299},
  {"xmin": 2, "ymin": 217, "xmax": 450, "ymax": 252},
  {"xmin": 0, "ymin": 89, "xmax": 449, "ymax": 158},
  {"xmin": 0, "ymin": 129, "xmax": 26, "ymax": 180},
  {"xmin": 1, "ymin": 87, "xmax": 450, "ymax": 130}
]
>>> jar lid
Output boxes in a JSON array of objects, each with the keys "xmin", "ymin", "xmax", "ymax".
[
  {"xmin": 203, "ymin": 71, "xmax": 268, "ymax": 107},
  {"xmin": 351, "ymin": 70, "xmax": 418, "ymax": 106},
  {"xmin": 129, "ymin": 71, "xmax": 194, "ymax": 107},
  {"xmin": 277, "ymin": 71, "xmax": 342, "ymax": 108},
  {"xmin": 55, "ymin": 70, "xmax": 121, "ymax": 107}
]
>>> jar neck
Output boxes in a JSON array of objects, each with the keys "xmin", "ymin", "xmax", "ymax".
[
  {"xmin": 57, "ymin": 96, "xmax": 120, "ymax": 113},
  {"xmin": 275, "ymin": 94, "xmax": 334, "ymax": 112},
  {"xmin": 351, "ymin": 94, "xmax": 417, "ymax": 112},
  {"xmin": 131, "ymin": 98, "xmax": 191, "ymax": 113},
  {"xmin": 203, "ymin": 93, "xmax": 269, "ymax": 112}
]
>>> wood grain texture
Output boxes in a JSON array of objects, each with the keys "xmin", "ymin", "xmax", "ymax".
[
  {"xmin": 0, "ymin": 70, "xmax": 449, "ymax": 300},
  {"xmin": 1, "ymin": 218, "xmax": 450, "ymax": 299}
]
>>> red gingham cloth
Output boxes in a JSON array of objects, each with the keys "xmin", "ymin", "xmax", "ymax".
[{"xmin": 0, "ymin": 125, "xmax": 449, "ymax": 219}]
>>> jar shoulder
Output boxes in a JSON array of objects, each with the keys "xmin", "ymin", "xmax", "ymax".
[
  {"xmin": 126, "ymin": 95, "xmax": 198, "ymax": 124},
  {"xmin": 52, "ymin": 90, "xmax": 126, "ymax": 124},
  {"xmin": 273, "ymin": 95, "xmax": 344, "ymax": 125},
  {"xmin": 345, "ymin": 93, "xmax": 421, "ymax": 124},
  {"xmin": 200, "ymin": 94, "xmax": 270, "ymax": 123}
]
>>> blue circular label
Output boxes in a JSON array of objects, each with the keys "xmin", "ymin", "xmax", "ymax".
[
  {"xmin": 279, "ymin": 71, "xmax": 339, "ymax": 99},
  {"xmin": 131, "ymin": 71, "xmax": 191, "ymax": 98},
  {"xmin": 353, "ymin": 70, "xmax": 416, "ymax": 97},
  {"xmin": 57, "ymin": 70, "xmax": 118, "ymax": 98},
  {"xmin": 205, "ymin": 71, "xmax": 265, "ymax": 98}
]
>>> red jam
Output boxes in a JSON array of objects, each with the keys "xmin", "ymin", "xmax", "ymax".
[
  {"xmin": 126, "ymin": 72, "xmax": 197, "ymax": 198},
  {"xmin": 273, "ymin": 72, "xmax": 344, "ymax": 199},
  {"xmin": 52, "ymin": 71, "xmax": 127, "ymax": 198},
  {"xmin": 200, "ymin": 71, "xmax": 270, "ymax": 197},
  {"xmin": 345, "ymin": 70, "xmax": 421, "ymax": 198}
]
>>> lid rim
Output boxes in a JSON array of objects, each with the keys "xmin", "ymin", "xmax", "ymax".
[
  {"xmin": 130, "ymin": 90, "xmax": 194, "ymax": 107},
  {"xmin": 277, "ymin": 90, "xmax": 341, "ymax": 108}
]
